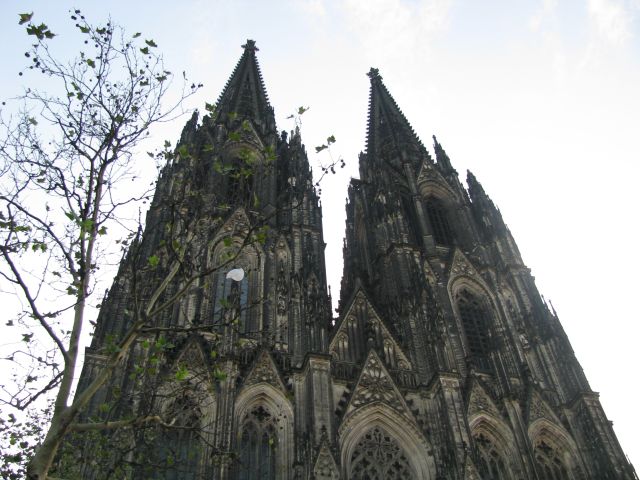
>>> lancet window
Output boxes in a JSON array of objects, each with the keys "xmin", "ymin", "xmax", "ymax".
[
  {"xmin": 238, "ymin": 405, "xmax": 278, "ymax": 480},
  {"xmin": 350, "ymin": 426, "xmax": 415, "ymax": 479},
  {"xmin": 213, "ymin": 268, "xmax": 249, "ymax": 333},
  {"xmin": 456, "ymin": 289, "xmax": 492, "ymax": 370},
  {"xmin": 474, "ymin": 432, "xmax": 509, "ymax": 480},
  {"xmin": 156, "ymin": 390, "xmax": 203, "ymax": 479},
  {"xmin": 534, "ymin": 440, "xmax": 570, "ymax": 480},
  {"xmin": 425, "ymin": 196, "xmax": 454, "ymax": 246}
]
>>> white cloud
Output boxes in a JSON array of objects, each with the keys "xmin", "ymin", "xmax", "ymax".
[
  {"xmin": 343, "ymin": 0, "xmax": 452, "ymax": 62},
  {"xmin": 529, "ymin": 0, "xmax": 558, "ymax": 31},
  {"xmin": 299, "ymin": 0, "xmax": 327, "ymax": 17},
  {"xmin": 587, "ymin": 0, "xmax": 633, "ymax": 45}
]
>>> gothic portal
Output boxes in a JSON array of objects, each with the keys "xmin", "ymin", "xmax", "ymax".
[{"xmin": 73, "ymin": 41, "xmax": 635, "ymax": 479}]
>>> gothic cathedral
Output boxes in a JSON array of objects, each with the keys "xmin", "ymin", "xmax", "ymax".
[{"xmin": 74, "ymin": 41, "xmax": 635, "ymax": 479}]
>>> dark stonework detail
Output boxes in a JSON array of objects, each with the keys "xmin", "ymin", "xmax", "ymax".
[{"xmin": 70, "ymin": 43, "xmax": 635, "ymax": 480}]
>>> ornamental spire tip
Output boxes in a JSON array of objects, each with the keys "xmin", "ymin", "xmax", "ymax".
[{"xmin": 242, "ymin": 39, "xmax": 259, "ymax": 52}]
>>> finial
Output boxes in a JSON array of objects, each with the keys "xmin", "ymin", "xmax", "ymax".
[
  {"xmin": 432, "ymin": 135, "xmax": 440, "ymax": 148},
  {"xmin": 466, "ymin": 169, "xmax": 476, "ymax": 182},
  {"xmin": 241, "ymin": 39, "xmax": 259, "ymax": 52},
  {"xmin": 367, "ymin": 67, "xmax": 381, "ymax": 81}
]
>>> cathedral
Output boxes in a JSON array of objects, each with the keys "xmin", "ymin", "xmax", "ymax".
[{"xmin": 72, "ymin": 40, "xmax": 635, "ymax": 479}]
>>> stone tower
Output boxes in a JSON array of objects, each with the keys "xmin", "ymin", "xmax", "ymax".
[{"xmin": 73, "ymin": 43, "xmax": 635, "ymax": 479}]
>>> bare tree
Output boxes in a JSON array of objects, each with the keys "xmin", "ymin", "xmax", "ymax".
[{"xmin": 0, "ymin": 11, "xmax": 202, "ymax": 478}]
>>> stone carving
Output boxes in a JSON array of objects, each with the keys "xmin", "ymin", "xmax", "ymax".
[
  {"xmin": 467, "ymin": 382, "xmax": 501, "ymax": 419},
  {"xmin": 313, "ymin": 440, "xmax": 339, "ymax": 480},
  {"xmin": 451, "ymin": 250, "xmax": 477, "ymax": 277},
  {"xmin": 243, "ymin": 351, "xmax": 285, "ymax": 392},
  {"xmin": 346, "ymin": 351, "xmax": 410, "ymax": 419}
]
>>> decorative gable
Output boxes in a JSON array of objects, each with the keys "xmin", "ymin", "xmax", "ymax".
[
  {"xmin": 243, "ymin": 350, "xmax": 286, "ymax": 392},
  {"xmin": 313, "ymin": 440, "xmax": 340, "ymax": 480},
  {"xmin": 448, "ymin": 248, "xmax": 482, "ymax": 279},
  {"xmin": 330, "ymin": 289, "xmax": 412, "ymax": 371},
  {"xmin": 344, "ymin": 350, "xmax": 414, "ymax": 422},
  {"xmin": 466, "ymin": 380, "xmax": 502, "ymax": 419},
  {"xmin": 527, "ymin": 389, "xmax": 561, "ymax": 425},
  {"xmin": 463, "ymin": 455, "xmax": 482, "ymax": 480}
]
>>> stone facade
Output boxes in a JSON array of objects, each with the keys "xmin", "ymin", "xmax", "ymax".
[{"xmin": 74, "ymin": 41, "xmax": 635, "ymax": 479}]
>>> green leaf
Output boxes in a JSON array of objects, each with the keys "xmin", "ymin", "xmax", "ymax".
[
  {"xmin": 228, "ymin": 131, "xmax": 241, "ymax": 142},
  {"xmin": 327, "ymin": 135, "xmax": 336, "ymax": 144},
  {"xmin": 79, "ymin": 26, "xmax": 90, "ymax": 34},
  {"xmin": 175, "ymin": 366, "xmax": 188, "ymax": 381},
  {"xmin": 147, "ymin": 255, "xmax": 159, "ymax": 268},
  {"xmin": 145, "ymin": 39, "xmax": 157, "ymax": 47},
  {"xmin": 18, "ymin": 12, "xmax": 33, "ymax": 25},
  {"xmin": 213, "ymin": 369, "xmax": 227, "ymax": 381},
  {"xmin": 164, "ymin": 140, "xmax": 171, "ymax": 149},
  {"xmin": 97, "ymin": 226, "xmax": 107, "ymax": 235},
  {"xmin": 140, "ymin": 46, "xmax": 149, "ymax": 55},
  {"xmin": 297, "ymin": 106, "xmax": 309, "ymax": 115},
  {"xmin": 223, "ymin": 237, "xmax": 232, "ymax": 247},
  {"xmin": 28, "ymin": 117, "xmax": 38, "ymax": 126},
  {"xmin": 315, "ymin": 144, "xmax": 327, "ymax": 153},
  {"xmin": 133, "ymin": 32, "xmax": 141, "ymax": 38},
  {"xmin": 86, "ymin": 58, "xmax": 95, "ymax": 68},
  {"xmin": 205, "ymin": 102, "xmax": 216, "ymax": 113},
  {"xmin": 177, "ymin": 144, "xmax": 189, "ymax": 158}
]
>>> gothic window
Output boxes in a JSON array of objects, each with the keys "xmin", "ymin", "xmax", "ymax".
[
  {"xmin": 534, "ymin": 440, "xmax": 570, "ymax": 480},
  {"xmin": 156, "ymin": 391, "xmax": 203, "ymax": 479},
  {"xmin": 213, "ymin": 269, "xmax": 249, "ymax": 333},
  {"xmin": 474, "ymin": 433, "xmax": 509, "ymax": 480},
  {"xmin": 350, "ymin": 426, "xmax": 415, "ymax": 479},
  {"xmin": 227, "ymin": 166, "xmax": 253, "ymax": 205},
  {"xmin": 425, "ymin": 196, "xmax": 454, "ymax": 245},
  {"xmin": 238, "ymin": 405, "xmax": 277, "ymax": 480},
  {"xmin": 456, "ymin": 289, "xmax": 492, "ymax": 371}
]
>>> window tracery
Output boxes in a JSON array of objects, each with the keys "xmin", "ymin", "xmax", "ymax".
[
  {"xmin": 238, "ymin": 405, "xmax": 278, "ymax": 480},
  {"xmin": 474, "ymin": 432, "xmax": 509, "ymax": 480},
  {"xmin": 350, "ymin": 426, "xmax": 415, "ymax": 479},
  {"xmin": 213, "ymin": 268, "xmax": 249, "ymax": 333},
  {"xmin": 456, "ymin": 289, "xmax": 492, "ymax": 370},
  {"xmin": 156, "ymin": 390, "xmax": 203, "ymax": 479},
  {"xmin": 534, "ymin": 439, "xmax": 570, "ymax": 480},
  {"xmin": 425, "ymin": 196, "xmax": 453, "ymax": 245}
]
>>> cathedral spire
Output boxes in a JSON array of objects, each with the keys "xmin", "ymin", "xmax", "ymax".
[
  {"xmin": 432, "ymin": 135, "xmax": 456, "ymax": 174},
  {"xmin": 364, "ymin": 68, "xmax": 427, "ymax": 174},
  {"xmin": 215, "ymin": 39, "xmax": 274, "ymax": 133}
]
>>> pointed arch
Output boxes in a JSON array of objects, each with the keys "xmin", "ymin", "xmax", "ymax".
[
  {"xmin": 207, "ymin": 225, "xmax": 264, "ymax": 337},
  {"xmin": 468, "ymin": 414, "xmax": 521, "ymax": 480},
  {"xmin": 528, "ymin": 419, "xmax": 584, "ymax": 480},
  {"xmin": 424, "ymin": 195, "xmax": 454, "ymax": 246},
  {"xmin": 449, "ymin": 274, "xmax": 500, "ymax": 372},
  {"xmin": 146, "ymin": 345, "xmax": 217, "ymax": 479},
  {"xmin": 234, "ymin": 383, "xmax": 294, "ymax": 480},
  {"xmin": 339, "ymin": 403, "xmax": 436, "ymax": 479}
]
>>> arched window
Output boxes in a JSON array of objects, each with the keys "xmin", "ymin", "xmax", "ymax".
[
  {"xmin": 213, "ymin": 269, "xmax": 249, "ymax": 333},
  {"xmin": 534, "ymin": 440, "xmax": 570, "ymax": 480},
  {"xmin": 156, "ymin": 390, "xmax": 203, "ymax": 479},
  {"xmin": 350, "ymin": 426, "xmax": 415, "ymax": 479},
  {"xmin": 456, "ymin": 289, "xmax": 492, "ymax": 371},
  {"xmin": 474, "ymin": 432, "xmax": 509, "ymax": 480},
  {"xmin": 425, "ymin": 196, "xmax": 453, "ymax": 246},
  {"xmin": 238, "ymin": 405, "xmax": 277, "ymax": 480}
]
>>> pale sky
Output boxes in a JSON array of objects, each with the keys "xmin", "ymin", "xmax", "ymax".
[{"xmin": 1, "ymin": 0, "xmax": 639, "ymax": 469}]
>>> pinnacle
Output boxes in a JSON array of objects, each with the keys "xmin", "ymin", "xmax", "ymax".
[{"xmin": 241, "ymin": 39, "xmax": 259, "ymax": 52}]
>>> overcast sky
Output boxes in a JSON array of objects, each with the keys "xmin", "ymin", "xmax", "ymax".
[{"xmin": 1, "ymin": 0, "xmax": 639, "ymax": 468}]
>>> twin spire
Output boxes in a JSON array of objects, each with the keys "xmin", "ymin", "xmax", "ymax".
[{"xmin": 216, "ymin": 42, "xmax": 450, "ymax": 174}]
